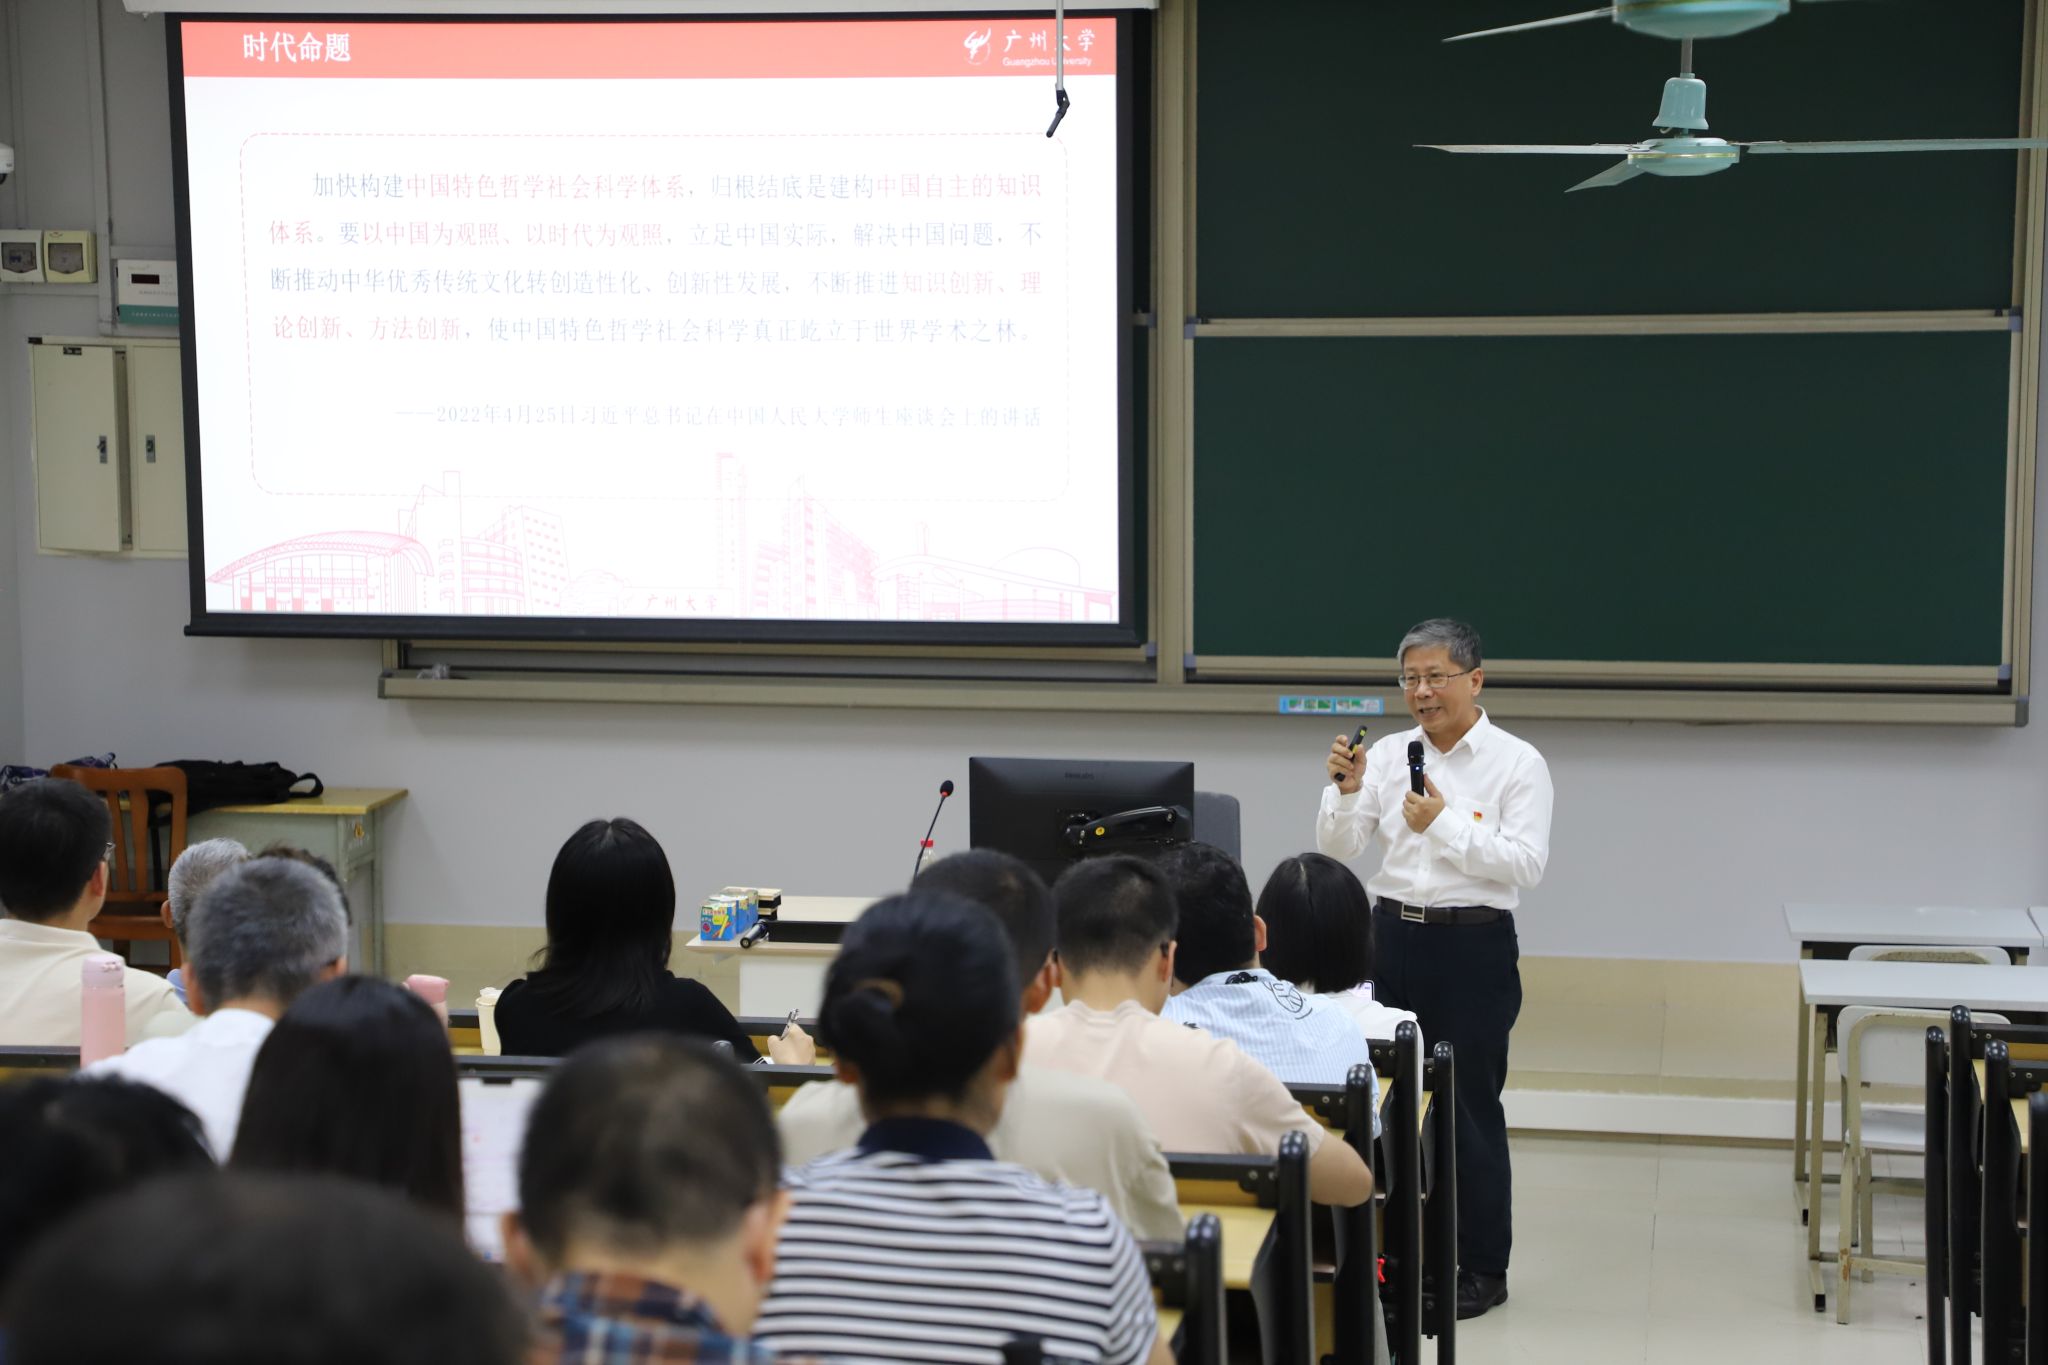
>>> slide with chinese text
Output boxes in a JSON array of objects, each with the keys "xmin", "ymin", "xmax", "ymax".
[{"xmin": 175, "ymin": 16, "xmax": 1128, "ymax": 638}]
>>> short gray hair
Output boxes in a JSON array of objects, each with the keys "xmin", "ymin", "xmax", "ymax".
[
  {"xmin": 1397, "ymin": 618, "xmax": 1483, "ymax": 672},
  {"xmin": 165, "ymin": 839, "xmax": 250, "ymax": 945},
  {"xmin": 187, "ymin": 860, "xmax": 348, "ymax": 1009}
]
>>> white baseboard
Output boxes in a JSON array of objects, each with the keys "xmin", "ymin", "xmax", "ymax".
[{"xmin": 1505, "ymin": 1087, "xmax": 1844, "ymax": 1144}]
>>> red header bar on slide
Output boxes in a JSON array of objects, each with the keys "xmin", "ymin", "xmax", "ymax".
[{"xmin": 181, "ymin": 19, "xmax": 1115, "ymax": 80}]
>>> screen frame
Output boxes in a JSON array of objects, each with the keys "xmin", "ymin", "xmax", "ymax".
[{"xmin": 168, "ymin": 9, "xmax": 1148, "ymax": 648}]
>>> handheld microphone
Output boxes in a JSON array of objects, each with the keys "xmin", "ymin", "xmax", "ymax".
[
  {"xmin": 912, "ymin": 779, "xmax": 955, "ymax": 884},
  {"xmin": 1333, "ymin": 725, "xmax": 1368, "ymax": 787},
  {"xmin": 1407, "ymin": 741, "xmax": 1427, "ymax": 796}
]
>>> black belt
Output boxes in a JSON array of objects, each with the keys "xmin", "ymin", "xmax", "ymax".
[{"xmin": 1374, "ymin": 899, "xmax": 1508, "ymax": 926}]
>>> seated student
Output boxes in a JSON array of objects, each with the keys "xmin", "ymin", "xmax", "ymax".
[
  {"xmin": 162, "ymin": 838, "xmax": 249, "ymax": 1007},
  {"xmin": 251, "ymin": 841, "xmax": 353, "ymax": 920},
  {"xmin": 0, "ymin": 777, "xmax": 193, "ymax": 1045},
  {"xmin": 495, "ymin": 818, "xmax": 813, "ymax": 1063},
  {"xmin": 753, "ymin": 891, "xmax": 1169, "ymax": 1365},
  {"xmin": 505, "ymin": 1035, "xmax": 796, "ymax": 1363},
  {"xmin": 1030, "ymin": 856, "xmax": 1373, "ymax": 1209},
  {"xmin": 1155, "ymin": 843, "xmax": 1380, "ymax": 1114},
  {"xmin": 778, "ymin": 849, "xmax": 1182, "ymax": 1241},
  {"xmin": 2, "ymin": 1172, "xmax": 531, "ymax": 1365},
  {"xmin": 91, "ymin": 859, "xmax": 349, "ymax": 1159},
  {"xmin": 0, "ymin": 1075, "xmax": 212, "ymax": 1299},
  {"xmin": 1258, "ymin": 852, "xmax": 1422, "ymax": 1042},
  {"xmin": 232, "ymin": 974, "xmax": 465, "ymax": 1225}
]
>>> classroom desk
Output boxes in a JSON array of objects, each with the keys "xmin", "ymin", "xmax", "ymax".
[
  {"xmin": 189, "ymin": 787, "xmax": 407, "ymax": 976},
  {"xmin": 1784, "ymin": 903, "xmax": 2042, "ymax": 1212},
  {"xmin": 1155, "ymin": 1307, "xmax": 1182, "ymax": 1348},
  {"xmin": 1176, "ymin": 1204, "xmax": 1274, "ymax": 1292},
  {"xmin": 1799, "ymin": 959, "xmax": 2048, "ymax": 1307},
  {"xmin": 679, "ymin": 895, "xmax": 873, "ymax": 1015}
]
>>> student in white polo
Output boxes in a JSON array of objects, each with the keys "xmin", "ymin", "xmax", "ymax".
[{"xmin": 92, "ymin": 859, "xmax": 348, "ymax": 1159}]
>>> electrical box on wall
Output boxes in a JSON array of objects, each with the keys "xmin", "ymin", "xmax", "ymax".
[
  {"xmin": 0, "ymin": 233, "xmax": 42, "ymax": 283},
  {"xmin": 116, "ymin": 259, "xmax": 178, "ymax": 325},
  {"xmin": 42, "ymin": 231, "xmax": 97, "ymax": 284}
]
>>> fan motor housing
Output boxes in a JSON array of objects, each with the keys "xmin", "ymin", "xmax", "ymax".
[
  {"xmin": 1630, "ymin": 135, "xmax": 1740, "ymax": 178},
  {"xmin": 1617, "ymin": 0, "xmax": 1792, "ymax": 41}
]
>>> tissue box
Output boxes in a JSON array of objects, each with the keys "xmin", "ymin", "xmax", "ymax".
[{"xmin": 700, "ymin": 892, "xmax": 759, "ymax": 942}]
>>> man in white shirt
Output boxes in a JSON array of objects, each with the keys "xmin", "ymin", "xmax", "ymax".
[
  {"xmin": 1155, "ymin": 842, "xmax": 1380, "ymax": 1130},
  {"xmin": 91, "ymin": 858, "xmax": 348, "ymax": 1158},
  {"xmin": 1320, "ymin": 617, "xmax": 1554, "ymax": 1320},
  {"xmin": 1031, "ymin": 855, "xmax": 1373, "ymax": 1210},
  {"xmin": 0, "ymin": 778, "xmax": 194, "ymax": 1047},
  {"xmin": 778, "ymin": 849, "xmax": 1183, "ymax": 1241},
  {"xmin": 160, "ymin": 838, "xmax": 250, "ymax": 1008}
]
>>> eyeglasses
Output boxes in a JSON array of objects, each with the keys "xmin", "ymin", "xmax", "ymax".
[
  {"xmin": 103, "ymin": 841, "xmax": 115, "ymax": 864},
  {"xmin": 1397, "ymin": 668, "xmax": 1474, "ymax": 692}
]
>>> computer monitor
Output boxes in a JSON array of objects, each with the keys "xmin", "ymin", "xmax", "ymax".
[{"xmin": 966, "ymin": 756, "xmax": 1195, "ymax": 888}]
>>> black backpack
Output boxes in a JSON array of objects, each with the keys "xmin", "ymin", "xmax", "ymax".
[{"xmin": 161, "ymin": 760, "xmax": 324, "ymax": 814}]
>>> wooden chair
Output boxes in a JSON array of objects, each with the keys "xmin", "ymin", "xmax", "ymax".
[
  {"xmin": 2028, "ymin": 1091, "xmax": 2048, "ymax": 1365},
  {"xmin": 1289, "ymin": 1057, "xmax": 1397, "ymax": 1365},
  {"xmin": 1975, "ymin": 1042, "xmax": 2048, "ymax": 1365},
  {"xmin": 1142, "ymin": 1212, "xmax": 1226, "ymax": 1365},
  {"xmin": 1933, "ymin": 1009, "xmax": 2048, "ymax": 1365},
  {"xmin": 1170, "ymin": 1134, "xmax": 1314, "ymax": 1365},
  {"xmin": 49, "ymin": 764, "xmax": 188, "ymax": 970}
]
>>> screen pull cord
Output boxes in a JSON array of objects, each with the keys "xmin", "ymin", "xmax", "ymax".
[{"xmin": 1046, "ymin": 2, "xmax": 1070, "ymax": 137}]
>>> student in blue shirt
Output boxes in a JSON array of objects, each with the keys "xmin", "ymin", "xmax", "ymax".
[{"xmin": 1154, "ymin": 843, "xmax": 1380, "ymax": 1127}]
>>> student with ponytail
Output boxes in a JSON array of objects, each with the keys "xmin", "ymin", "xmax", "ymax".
[{"xmin": 751, "ymin": 891, "xmax": 1170, "ymax": 1365}]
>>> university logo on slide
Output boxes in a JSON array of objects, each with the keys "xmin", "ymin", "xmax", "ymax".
[{"xmin": 963, "ymin": 28, "xmax": 993, "ymax": 65}]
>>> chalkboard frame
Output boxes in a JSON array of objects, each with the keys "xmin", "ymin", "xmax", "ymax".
[{"xmin": 1164, "ymin": 0, "xmax": 2048, "ymax": 710}]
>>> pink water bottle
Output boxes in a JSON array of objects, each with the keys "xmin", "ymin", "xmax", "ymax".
[
  {"xmin": 405, "ymin": 974, "xmax": 450, "ymax": 1027},
  {"xmin": 80, "ymin": 954, "xmax": 125, "ymax": 1065}
]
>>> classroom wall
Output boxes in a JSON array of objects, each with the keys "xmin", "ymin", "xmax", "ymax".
[{"xmin": 6, "ymin": 1, "xmax": 2048, "ymax": 968}]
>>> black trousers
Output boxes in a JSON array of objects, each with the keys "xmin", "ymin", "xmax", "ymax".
[{"xmin": 1371, "ymin": 910, "xmax": 1523, "ymax": 1278}]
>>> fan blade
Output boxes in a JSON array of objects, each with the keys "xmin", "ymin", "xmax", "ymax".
[
  {"xmin": 1419, "ymin": 143, "xmax": 1641, "ymax": 156},
  {"xmin": 1568, "ymin": 161, "xmax": 1647, "ymax": 192},
  {"xmin": 1742, "ymin": 138, "xmax": 2048, "ymax": 155},
  {"xmin": 1444, "ymin": 8, "xmax": 1615, "ymax": 42}
]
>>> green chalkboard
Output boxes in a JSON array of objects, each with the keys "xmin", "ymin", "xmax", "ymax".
[
  {"xmin": 1196, "ymin": 1, "xmax": 2026, "ymax": 317},
  {"xmin": 1190, "ymin": 332, "xmax": 2011, "ymax": 666}
]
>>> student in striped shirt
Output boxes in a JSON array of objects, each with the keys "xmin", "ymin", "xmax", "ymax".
[{"xmin": 753, "ymin": 891, "xmax": 1172, "ymax": 1365}]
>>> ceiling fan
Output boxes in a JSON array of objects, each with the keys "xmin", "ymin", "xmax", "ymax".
[
  {"xmin": 1447, "ymin": 0, "xmax": 1855, "ymax": 44},
  {"xmin": 1421, "ymin": 41, "xmax": 2048, "ymax": 192}
]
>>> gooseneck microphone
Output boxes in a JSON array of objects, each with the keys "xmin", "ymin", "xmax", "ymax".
[
  {"xmin": 1407, "ymin": 741, "xmax": 1427, "ymax": 796},
  {"xmin": 912, "ymin": 779, "xmax": 955, "ymax": 884}
]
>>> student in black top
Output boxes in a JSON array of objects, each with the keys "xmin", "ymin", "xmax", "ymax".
[{"xmin": 495, "ymin": 818, "xmax": 814, "ymax": 1063}]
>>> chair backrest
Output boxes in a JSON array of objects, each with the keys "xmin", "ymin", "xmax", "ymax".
[
  {"xmin": 1167, "ymin": 1134, "xmax": 1312, "ymax": 1365},
  {"xmin": 1143, "ymin": 1213, "xmax": 1225, "ymax": 1365},
  {"xmin": 1190, "ymin": 792, "xmax": 1241, "ymax": 862},
  {"xmin": 1848, "ymin": 943, "xmax": 2011, "ymax": 967},
  {"xmin": 1838, "ymin": 1006, "xmax": 1976, "ymax": 1089},
  {"xmin": 48, "ymin": 765, "xmax": 188, "ymax": 908}
]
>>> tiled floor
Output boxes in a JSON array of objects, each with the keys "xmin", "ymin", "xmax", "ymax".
[{"xmin": 1431, "ymin": 1136, "xmax": 1944, "ymax": 1364}]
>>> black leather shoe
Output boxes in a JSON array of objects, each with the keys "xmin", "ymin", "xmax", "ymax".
[{"xmin": 1455, "ymin": 1271, "xmax": 1508, "ymax": 1320}]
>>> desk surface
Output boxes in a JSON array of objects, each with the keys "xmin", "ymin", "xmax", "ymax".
[
  {"xmin": 1800, "ymin": 959, "xmax": 2048, "ymax": 1012},
  {"xmin": 1176, "ymin": 1204, "xmax": 1273, "ymax": 1292},
  {"xmin": 1973, "ymin": 1059, "xmax": 2034, "ymax": 1156},
  {"xmin": 1784, "ymin": 903, "xmax": 2042, "ymax": 949},
  {"xmin": 199, "ymin": 786, "xmax": 408, "ymax": 817}
]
